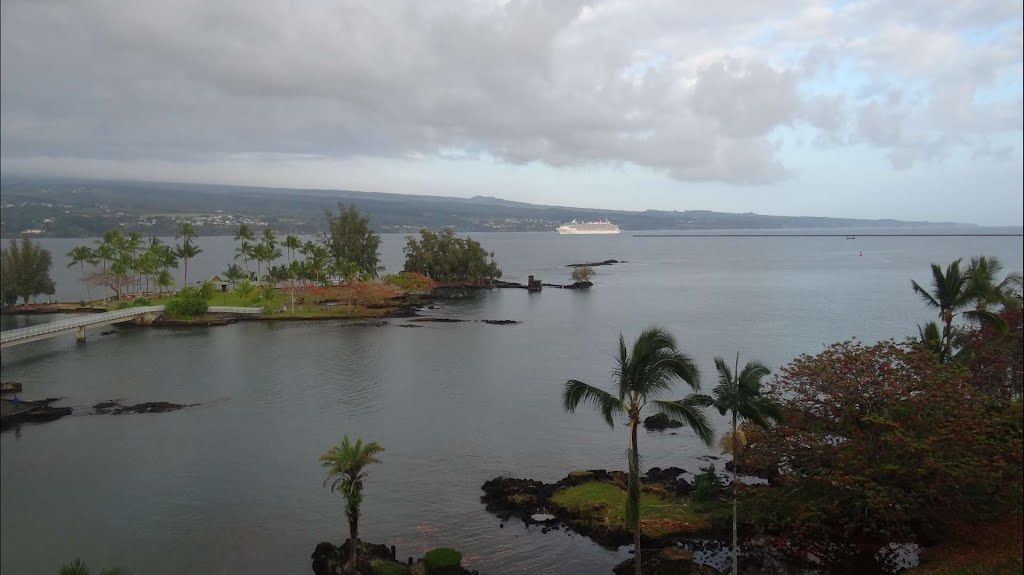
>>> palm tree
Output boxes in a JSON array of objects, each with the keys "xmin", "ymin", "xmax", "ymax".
[
  {"xmin": 175, "ymin": 222, "xmax": 198, "ymax": 244},
  {"xmin": 320, "ymin": 436, "xmax": 385, "ymax": 574},
  {"xmin": 284, "ymin": 235, "xmax": 301, "ymax": 266},
  {"xmin": 66, "ymin": 245, "xmax": 97, "ymax": 301},
  {"xmin": 262, "ymin": 227, "xmax": 277, "ymax": 250},
  {"xmin": 694, "ymin": 353, "xmax": 781, "ymax": 575},
  {"xmin": 173, "ymin": 241, "xmax": 202, "ymax": 288},
  {"xmin": 174, "ymin": 222, "xmax": 202, "ymax": 287},
  {"xmin": 235, "ymin": 280, "xmax": 256, "ymax": 304},
  {"xmin": 967, "ymin": 256, "xmax": 1023, "ymax": 310},
  {"xmin": 562, "ymin": 327, "xmax": 713, "ymax": 575},
  {"xmin": 156, "ymin": 270, "xmax": 174, "ymax": 295},
  {"xmin": 224, "ymin": 264, "xmax": 245, "ymax": 290},
  {"xmin": 912, "ymin": 259, "xmax": 1003, "ymax": 361}
]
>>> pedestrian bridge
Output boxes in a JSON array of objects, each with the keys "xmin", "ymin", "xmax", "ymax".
[{"xmin": 0, "ymin": 305, "xmax": 263, "ymax": 349}]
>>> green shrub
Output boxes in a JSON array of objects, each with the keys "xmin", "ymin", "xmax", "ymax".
[
  {"xmin": 371, "ymin": 560, "xmax": 406, "ymax": 575},
  {"xmin": 164, "ymin": 287, "xmax": 209, "ymax": 319},
  {"xmin": 115, "ymin": 301, "xmax": 133, "ymax": 310},
  {"xmin": 423, "ymin": 548, "xmax": 462, "ymax": 575},
  {"xmin": 692, "ymin": 464, "xmax": 723, "ymax": 502},
  {"xmin": 571, "ymin": 265, "xmax": 593, "ymax": 283},
  {"xmin": 133, "ymin": 298, "xmax": 151, "ymax": 306}
]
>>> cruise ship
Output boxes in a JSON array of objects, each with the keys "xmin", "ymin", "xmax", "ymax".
[{"xmin": 556, "ymin": 219, "xmax": 621, "ymax": 235}]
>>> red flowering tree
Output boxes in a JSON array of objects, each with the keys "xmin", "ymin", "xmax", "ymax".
[
  {"xmin": 741, "ymin": 340, "xmax": 1023, "ymax": 547},
  {"xmin": 963, "ymin": 307, "xmax": 1024, "ymax": 402}
]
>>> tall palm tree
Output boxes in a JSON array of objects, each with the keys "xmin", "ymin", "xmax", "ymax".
[
  {"xmin": 66, "ymin": 245, "xmax": 97, "ymax": 301},
  {"xmin": 320, "ymin": 436, "xmax": 385, "ymax": 574},
  {"xmin": 284, "ymin": 235, "xmax": 301, "ymax": 266},
  {"xmin": 173, "ymin": 241, "xmax": 202, "ymax": 288},
  {"xmin": 911, "ymin": 259, "xmax": 1002, "ymax": 361},
  {"xmin": 694, "ymin": 353, "xmax": 781, "ymax": 575},
  {"xmin": 967, "ymin": 256, "xmax": 1023, "ymax": 310},
  {"xmin": 563, "ymin": 327, "xmax": 713, "ymax": 575},
  {"xmin": 174, "ymin": 222, "xmax": 201, "ymax": 287}
]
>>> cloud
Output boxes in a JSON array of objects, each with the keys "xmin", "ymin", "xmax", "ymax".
[{"xmin": 0, "ymin": 0, "xmax": 1020, "ymax": 185}]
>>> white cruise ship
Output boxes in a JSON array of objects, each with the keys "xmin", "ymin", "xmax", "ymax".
[{"xmin": 556, "ymin": 219, "xmax": 621, "ymax": 235}]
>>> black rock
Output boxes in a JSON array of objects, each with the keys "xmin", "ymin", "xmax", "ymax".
[{"xmin": 643, "ymin": 412, "xmax": 683, "ymax": 430}]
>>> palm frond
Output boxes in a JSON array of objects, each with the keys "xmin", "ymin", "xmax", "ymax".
[
  {"xmin": 563, "ymin": 379, "xmax": 624, "ymax": 428},
  {"xmin": 713, "ymin": 356, "xmax": 734, "ymax": 388},
  {"xmin": 911, "ymin": 278, "xmax": 941, "ymax": 309},
  {"xmin": 653, "ymin": 397, "xmax": 715, "ymax": 446},
  {"xmin": 962, "ymin": 308, "xmax": 1007, "ymax": 332}
]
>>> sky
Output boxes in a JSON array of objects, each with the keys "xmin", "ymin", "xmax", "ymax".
[{"xmin": 1, "ymin": 0, "xmax": 1022, "ymax": 225}]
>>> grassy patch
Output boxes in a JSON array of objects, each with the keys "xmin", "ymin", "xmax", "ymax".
[{"xmin": 551, "ymin": 481, "xmax": 717, "ymax": 537}]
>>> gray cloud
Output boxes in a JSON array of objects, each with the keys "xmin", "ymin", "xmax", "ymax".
[{"xmin": 1, "ymin": 0, "xmax": 1021, "ymax": 185}]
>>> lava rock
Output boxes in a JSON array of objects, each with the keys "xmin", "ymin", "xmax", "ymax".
[{"xmin": 644, "ymin": 412, "xmax": 683, "ymax": 430}]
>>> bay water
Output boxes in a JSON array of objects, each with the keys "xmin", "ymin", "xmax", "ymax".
[{"xmin": 2, "ymin": 230, "xmax": 1021, "ymax": 574}]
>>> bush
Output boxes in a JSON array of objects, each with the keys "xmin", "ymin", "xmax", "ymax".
[
  {"xmin": 383, "ymin": 272, "xmax": 438, "ymax": 293},
  {"xmin": 423, "ymin": 548, "xmax": 462, "ymax": 575},
  {"xmin": 571, "ymin": 265, "xmax": 593, "ymax": 283},
  {"xmin": 164, "ymin": 287, "xmax": 209, "ymax": 319},
  {"xmin": 692, "ymin": 464, "xmax": 723, "ymax": 502}
]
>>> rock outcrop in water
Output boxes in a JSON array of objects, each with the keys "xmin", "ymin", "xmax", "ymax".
[
  {"xmin": 93, "ymin": 400, "xmax": 197, "ymax": 415},
  {"xmin": 643, "ymin": 412, "xmax": 683, "ymax": 430}
]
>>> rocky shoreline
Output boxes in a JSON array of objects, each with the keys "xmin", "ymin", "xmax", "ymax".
[{"xmin": 311, "ymin": 539, "xmax": 479, "ymax": 575}]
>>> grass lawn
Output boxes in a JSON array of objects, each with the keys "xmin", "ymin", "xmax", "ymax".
[
  {"xmin": 94, "ymin": 285, "xmax": 405, "ymax": 319},
  {"xmin": 550, "ymin": 481, "xmax": 719, "ymax": 537}
]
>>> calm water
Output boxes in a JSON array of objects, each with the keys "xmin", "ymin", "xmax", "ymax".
[{"xmin": 2, "ymin": 230, "xmax": 1022, "ymax": 574}]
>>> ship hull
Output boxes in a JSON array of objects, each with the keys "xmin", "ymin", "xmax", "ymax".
[{"xmin": 556, "ymin": 228, "xmax": 620, "ymax": 235}]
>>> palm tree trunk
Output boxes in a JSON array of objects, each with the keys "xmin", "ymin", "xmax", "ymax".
[
  {"xmin": 944, "ymin": 316, "xmax": 953, "ymax": 362},
  {"xmin": 732, "ymin": 411, "xmax": 739, "ymax": 575},
  {"xmin": 183, "ymin": 257, "xmax": 189, "ymax": 288},
  {"xmin": 347, "ymin": 510, "xmax": 359, "ymax": 573},
  {"xmin": 629, "ymin": 416, "xmax": 641, "ymax": 575},
  {"xmin": 80, "ymin": 262, "xmax": 92, "ymax": 301}
]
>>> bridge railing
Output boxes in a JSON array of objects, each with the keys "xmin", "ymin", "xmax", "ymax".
[{"xmin": 0, "ymin": 306, "xmax": 166, "ymax": 343}]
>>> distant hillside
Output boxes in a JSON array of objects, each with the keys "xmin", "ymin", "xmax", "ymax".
[{"xmin": 0, "ymin": 176, "xmax": 970, "ymax": 238}]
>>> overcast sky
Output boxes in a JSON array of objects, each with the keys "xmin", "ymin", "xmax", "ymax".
[{"xmin": 1, "ymin": 0, "xmax": 1021, "ymax": 225}]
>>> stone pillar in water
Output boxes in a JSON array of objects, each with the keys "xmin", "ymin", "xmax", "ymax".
[{"xmin": 76, "ymin": 326, "xmax": 86, "ymax": 343}]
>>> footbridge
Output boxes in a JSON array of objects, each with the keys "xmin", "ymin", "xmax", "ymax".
[{"xmin": 0, "ymin": 305, "xmax": 263, "ymax": 349}]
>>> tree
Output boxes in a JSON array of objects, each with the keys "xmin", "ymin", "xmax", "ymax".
[
  {"xmin": 224, "ymin": 264, "xmax": 245, "ymax": 289},
  {"xmin": 58, "ymin": 558, "xmax": 127, "ymax": 575},
  {"xmin": 67, "ymin": 245, "xmax": 98, "ymax": 301},
  {"xmin": 402, "ymin": 228, "xmax": 502, "ymax": 283},
  {"xmin": 284, "ymin": 234, "xmax": 301, "ymax": 266},
  {"xmin": 570, "ymin": 264, "xmax": 593, "ymax": 284},
  {"xmin": 235, "ymin": 280, "xmax": 256, "ymax": 304},
  {"xmin": 966, "ymin": 255, "xmax": 1023, "ymax": 310},
  {"xmin": 562, "ymin": 327, "xmax": 712, "ymax": 575},
  {"xmin": 911, "ymin": 258, "xmax": 1003, "ymax": 361},
  {"xmin": 1, "ymin": 237, "xmax": 56, "ymax": 305},
  {"xmin": 694, "ymin": 353, "xmax": 780, "ymax": 575},
  {"xmin": 322, "ymin": 203, "xmax": 382, "ymax": 278},
  {"xmin": 174, "ymin": 222, "xmax": 202, "ymax": 289},
  {"xmin": 320, "ymin": 436, "xmax": 385, "ymax": 574},
  {"xmin": 742, "ymin": 340, "xmax": 1023, "ymax": 550}
]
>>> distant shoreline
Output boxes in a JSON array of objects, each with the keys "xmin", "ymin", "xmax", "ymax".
[{"xmin": 635, "ymin": 233, "xmax": 1023, "ymax": 237}]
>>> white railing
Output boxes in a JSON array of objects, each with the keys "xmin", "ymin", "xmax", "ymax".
[
  {"xmin": 0, "ymin": 306, "xmax": 166, "ymax": 344},
  {"xmin": 0, "ymin": 304, "xmax": 265, "ymax": 345}
]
